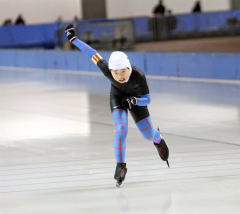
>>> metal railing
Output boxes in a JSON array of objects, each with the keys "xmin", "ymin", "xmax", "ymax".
[{"xmin": 57, "ymin": 18, "xmax": 135, "ymax": 50}]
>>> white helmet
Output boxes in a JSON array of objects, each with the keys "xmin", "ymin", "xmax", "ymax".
[{"xmin": 108, "ymin": 51, "xmax": 132, "ymax": 72}]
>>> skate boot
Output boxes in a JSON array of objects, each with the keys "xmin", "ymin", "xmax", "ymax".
[
  {"xmin": 114, "ymin": 163, "xmax": 127, "ymax": 188},
  {"xmin": 154, "ymin": 131, "xmax": 170, "ymax": 168}
]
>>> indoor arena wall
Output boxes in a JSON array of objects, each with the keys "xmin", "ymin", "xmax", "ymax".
[{"xmin": 0, "ymin": 50, "xmax": 239, "ymax": 80}]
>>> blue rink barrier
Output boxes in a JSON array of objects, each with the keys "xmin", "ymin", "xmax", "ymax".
[
  {"xmin": 0, "ymin": 23, "xmax": 59, "ymax": 49},
  {"xmin": 0, "ymin": 50, "xmax": 239, "ymax": 80}
]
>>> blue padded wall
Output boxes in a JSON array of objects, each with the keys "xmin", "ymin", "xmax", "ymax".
[
  {"xmin": 0, "ymin": 51, "xmax": 16, "ymax": 66},
  {"xmin": 145, "ymin": 52, "xmax": 179, "ymax": 76},
  {"xmin": 0, "ymin": 23, "xmax": 59, "ymax": 48},
  {"xmin": 213, "ymin": 54, "xmax": 239, "ymax": 80},
  {"xmin": 14, "ymin": 51, "xmax": 45, "ymax": 68},
  {"xmin": 0, "ymin": 50, "xmax": 239, "ymax": 80},
  {"xmin": 238, "ymin": 54, "xmax": 240, "ymax": 80}
]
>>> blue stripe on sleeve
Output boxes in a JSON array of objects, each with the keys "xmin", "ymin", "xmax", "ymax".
[
  {"xmin": 137, "ymin": 94, "xmax": 151, "ymax": 106},
  {"xmin": 72, "ymin": 38, "xmax": 97, "ymax": 58}
]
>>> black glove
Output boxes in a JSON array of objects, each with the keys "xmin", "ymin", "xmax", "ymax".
[
  {"xmin": 65, "ymin": 24, "xmax": 77, "ymax": 43},
  {"xmin": 121, "ymin": 97, "xmax": 137, "ymax": 110}
]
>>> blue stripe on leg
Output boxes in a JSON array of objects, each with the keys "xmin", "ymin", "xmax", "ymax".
[
  {"xmin": 136, "ymin": 116, "xmax": 161, "ymax": 144},
  {"xmin": 112, "ymin": 109, "xmax": 128, "ymax": 163}
]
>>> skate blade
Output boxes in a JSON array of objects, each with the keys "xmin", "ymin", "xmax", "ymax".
[
  {"xmin": 166, "ymin": 160, "xmax": 170, "ymax": 168},
  {"xmin": 116, "ymin": 181, "xmax": 122, "ymax": 188}
]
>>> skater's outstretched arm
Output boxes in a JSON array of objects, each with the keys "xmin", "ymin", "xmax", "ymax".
[{"xmin": 65, "ymin": 24, "xmax": 109, "ymax": 75}]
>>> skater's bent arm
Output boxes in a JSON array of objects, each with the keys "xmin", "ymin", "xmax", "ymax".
[
  {"xmin": 135, "ymin": 69, "xmax": 151, "ymax": 106},
  {"xmin": 136, "ymin": 94, "xmax": 151, "ymax": 106}
]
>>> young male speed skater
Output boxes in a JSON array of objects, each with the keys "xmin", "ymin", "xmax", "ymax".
[{"xmin": 65, "ymin": 24, "xmax": 169, "ymax": 187}]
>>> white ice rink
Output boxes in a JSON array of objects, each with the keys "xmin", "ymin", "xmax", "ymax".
[{"xmin": 0, "ymin": 67, "xmax": 240, "ymax": 214}]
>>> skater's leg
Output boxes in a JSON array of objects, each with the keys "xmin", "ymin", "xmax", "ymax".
[
  {"xmin": 136, "ymin": 116, "xmax": 161, "ymax": 144},
  {"xmin": 111, "ymin": 96, "xmax": 129, "ymax": 185},
  {"xmin": 136, "ymin": 115, "xmax": 169, "ymax": 165},
  {"xmin": 129, "ymin": 105, "xmax": 161, "ymax": 144},
  {"xmin": 130, "ymin": 105, "xmax": 169, "ymax": 166},
  {"xmin": 112, "ymin": 109, "xmax": 128, "ymax": 163},
  {"xmin": 110, "ymin": 95, "xmax": 128, "ymax": 163}
]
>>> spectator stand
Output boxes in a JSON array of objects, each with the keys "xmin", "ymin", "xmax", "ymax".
[
  {"xmin": 134, "ymin": 10, "xmax": 240, "ymax": 42},
  {"xmin": 0, "ymin": 10, "xmax": 239, "ymax": 49}
]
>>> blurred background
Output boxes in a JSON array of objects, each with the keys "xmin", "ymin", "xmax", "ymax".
[
  {"xmin": 0, "ymin": 0, "xmax": 239, "ymax": 79},
  {"xmin": 0, "ymin": 0, "xmax": 240, "ymax": 52}
]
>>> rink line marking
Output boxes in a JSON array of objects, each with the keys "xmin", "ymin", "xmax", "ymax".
[
  {"xmin": 1, "ymin": 66, "xmax": 240, "ymax": 85},
  {"xmin": 1, "ymin": 106, "xmax": 240, "ymax": 148},
  {"xmin": 1, "ymin": 162, "xmax": 240, "ymax": 182},
  {"xmin": 147, "ymin": 75, "xmax": 240, "ymax": 84},
  {"xmin": 1, "ymin": 153, "xmax": 240, "ymax": 172},
  {"xmin": 2, "ymin": 157, "xmax": 239, "ymax": 176},
  {"xmin": 1, "ymin": 168, "xmax": 239, "ymax": 188},
  {"xmin": 0, "ymin": 66, "xmax": 103, "ymax": 76},
  {"xmin": 163, "ymin": 132, "xmax": 240, "ymax": 147},
  {"xmin": 0, "ymin": 147, "xmax": 239, "ymax": 168},
  {"xmin": 0, "ymin": 174, "xmax": 239, "ymax": 194}
]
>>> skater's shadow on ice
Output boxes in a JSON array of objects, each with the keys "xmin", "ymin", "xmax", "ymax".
[
  {"xmin": 160, "ymin": 193, "xmax": 172, "ymax": 214},
  {"xmin": 116, "ymin": 189, "xmax": 129, "ymax": 214},
  {"xmin": 115, "ymin": 189, "xmax": 172, "ymax": 214}
]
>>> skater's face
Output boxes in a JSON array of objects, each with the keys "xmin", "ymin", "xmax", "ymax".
[{"xmin": 111, "ymin": 68, "xmax": 130, "ymax": 83}]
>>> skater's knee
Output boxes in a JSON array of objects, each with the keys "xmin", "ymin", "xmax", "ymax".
[
  {"xmin": 115, "ymin": 123, "xmax": 128, "ymax": 138},
  {"xmin": 116, "ymin": 123, "xmax": 127, "ymax": 132}
]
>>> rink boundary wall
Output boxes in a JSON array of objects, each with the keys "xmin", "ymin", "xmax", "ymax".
[
  {"xmin": 1, "ymin": 66, "xmax": 240, "ymax": 85},
  {"xmin": 0, "ymin": 50, "xmax": 239, "ymax": 80}
]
